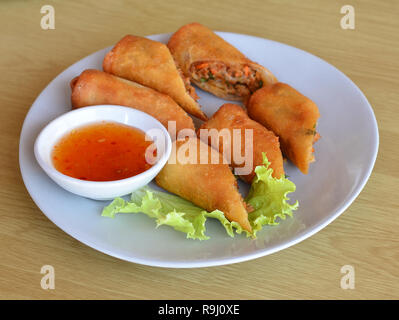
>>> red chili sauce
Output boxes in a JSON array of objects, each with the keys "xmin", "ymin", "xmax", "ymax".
[{"xmin": 52, "ymin": 121, "xmax": 155, "ymax": 181}]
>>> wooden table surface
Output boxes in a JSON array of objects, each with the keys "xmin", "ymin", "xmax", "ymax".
[{"xmin": 1, "ymin": 0, "xmax": 398, "ymax": 299}]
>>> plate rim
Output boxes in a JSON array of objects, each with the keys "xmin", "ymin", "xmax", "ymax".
[{"xmin": 19, "ymin": 32, "xmax": 379, "ymax": 268}]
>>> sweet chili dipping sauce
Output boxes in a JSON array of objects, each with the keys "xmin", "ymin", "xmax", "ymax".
[{"xmin": 52, "ymin": 121, "xmax": 156, "ymax": 181}]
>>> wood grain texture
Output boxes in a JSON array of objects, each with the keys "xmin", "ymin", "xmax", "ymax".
[{"xmin": 1, "ymin": 0, "xmax": 398, "ymax": 299}]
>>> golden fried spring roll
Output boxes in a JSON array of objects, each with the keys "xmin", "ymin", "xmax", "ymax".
[
  {"xmin": 247, "ymin": 83, "xmax": 320, "ymax": 174},
  {"xmin": 103, "ymin": 35, "xmax": 207, "ymax": 120},
  {"xmin": 198, "ymin": 104, "xmax": 284, "ymax": 183},
  {"xmin": 155, "ymin": 137, "xmax": 252, "ymax": 232},
  {"xmin": 167, "ymin": 23, "xmax": 277, "ymax": 101},
  {"xmin": 70, "ymin": 69, "xmax": 195, "ymax": 135}
]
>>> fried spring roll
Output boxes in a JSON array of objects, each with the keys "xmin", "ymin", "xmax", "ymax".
[
  {"xmin": 70, "ymin": 69, "xmax": 195, "ymax": 135},
  {"xmin": 167, "ymin": 23, "xmax": 277, "ymax": 101},
  {"xmin": 103, "ymin": 35, "xmax": 207, "ymax": 120},
  {"xmin": 247, "ymin": 83, "xmax": 320, "ymax": 174},
  {"xmin": 198, "ymin": 104, "xmax": 284, "ymax": 183},
  {"xmin": 155, "ymin": 137, "xmax": 252, "ymax": 232}
]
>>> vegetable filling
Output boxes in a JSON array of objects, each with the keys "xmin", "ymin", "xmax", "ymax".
[
  {"xmin": 177, "ymin": 67, "xmax": 199, "ymax": 100},
  {"xmin": 190, "ymin": 62, "xmax": 263, "ymax": 97}
]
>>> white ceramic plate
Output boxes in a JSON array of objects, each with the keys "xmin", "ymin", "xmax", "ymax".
[{"xmin": 19, "ymin": 32, "xmax": 379, "ymax": 268}]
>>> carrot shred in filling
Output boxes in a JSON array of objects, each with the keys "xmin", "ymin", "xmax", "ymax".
[{"xmin": 196, "ymin": 62, "xmax": 210, "ymax": 69}]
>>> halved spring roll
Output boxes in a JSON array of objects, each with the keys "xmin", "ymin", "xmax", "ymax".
[
  {"xmin": 103, "ymin": 35, "xmax": 207, "ymax": 120},
  {"xmin": 247, "ymin": 82, "xmax": 321, "ymax": 174},
  {"xmin": 198, "ymin": 103, "xmax": 284, "ymax": 183},
  {"xmin": 70, "ymin": 69, "xmax": 195, "ymax": 135},
  {"xmin": 155, "ymin": 137, "xmax": 252, "ymax": 232},
  {"xmin": 167, "ymin": 23, "xmax": 277, "ymax": 101}
]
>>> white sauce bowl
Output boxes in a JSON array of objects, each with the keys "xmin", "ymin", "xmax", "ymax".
[{"xmin": 34, "ymin": 105, "xmax": 172, "ymax": 200}]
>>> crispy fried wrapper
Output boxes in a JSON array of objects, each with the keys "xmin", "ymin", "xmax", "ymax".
[
  {"xmin": 168, "ymin": 23, "xmax": 277, "ymax": 101},
  {"xmin": 247, "ymin": 82, "xmax": 320, "ymax": 174},
  {"xmin": 155, "ymin": 137, "xmax": 252, "ymax": 232},
  {"xmin": 198, "ymin": 103, "xmax": 284, "ymax": 183},
  {"xmin": 103, "ymin": 35, "xmax": 207, "ymax": 120},
  {"xmin": 70, "ymin": 69, "xmax": 195, "ymax": 136}
]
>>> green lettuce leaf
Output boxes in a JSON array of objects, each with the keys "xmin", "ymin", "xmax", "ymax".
[
  {"xmin": 102, "ymin": 187, "xmax": 246, "ymax": 240},
  {"xmin": 101, "ymin": 153, "xmax": 298, "ymax": 240},
  {"xmin": 245, "ymin": 153, "xmax": 299, "ymax": 237}
]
